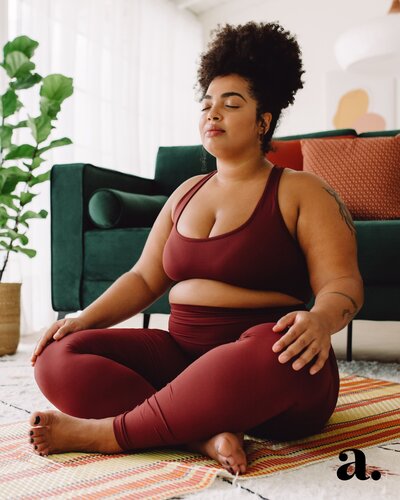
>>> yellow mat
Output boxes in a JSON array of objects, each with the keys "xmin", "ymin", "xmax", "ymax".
[{"xmin": 1, "ymin": 374, "xmax": 399, "ymax": 499}]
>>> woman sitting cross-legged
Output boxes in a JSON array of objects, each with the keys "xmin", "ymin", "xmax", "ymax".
[{"xmin": 29, "ymin": 21, "xmax": 363, "ymax": 476}]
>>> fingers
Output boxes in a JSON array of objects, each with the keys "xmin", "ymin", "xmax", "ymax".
[
  {"xmin": 271, "ymin": 311, "xmax": 331, "ymax": 374},
  {"xmin": 275, "ymin": 329, "xmax": 308, "ymax": 363},
  {"xmin": 30, "ymin": 319, "xmax": 68, "ymax": 366},
  {"xmin": 277, "ymin": 335, "xmax": 328, "ymax": 374},
  {"xmin": 271, "ymin": 311, "xmax": 303, "ymax": 353},
  {"xmin": 272, "ymin": 312, "xmax": 297, "ymax": 333},
  {"xmin": 309, "ymin": 352, "xmax": 330, "ymax": 375}
]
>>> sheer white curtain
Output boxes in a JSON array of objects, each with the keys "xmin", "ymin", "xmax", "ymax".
[{"xmin": 1, "ymin": 0, "xmax": 203, "ymax": 335}]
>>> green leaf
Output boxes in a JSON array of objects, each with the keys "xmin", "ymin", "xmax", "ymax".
[
  {"xmin": 0, "ymin": 194, "xmax": 19, "ymax": 211},
  {"xmin": 1, "ymin": 166, "xmax": 30, "ymax": 179},
  {"xmin": 4, "ymin": 51, "xmax": 35, "ymax": 79},
  {"xmin": 0, "ymin": 207, "xmax": 8, "ymax": 227},
  {"xmin": 40, "ymin": 74, "xmax": 73, "ymax": 101},
  {"xmin": 23, "ymin": 156, "xmax": 45, "ymax": 170},
  {"xmin": 27, "ymin": 114, "xmax": 52, "ymax": 144},
  {"xmin": 19, "ymin": 209, "xmax": 48, "ymax": 224},
  {"xmin": 0, "ymin": 240, "xmax": 12, "ymax": 250},
  {"xmin": 0, "ymin": 125, "xmax": 13, "ymax": 149},
  {"xmin": 4, "ymin": 144, "xmax": 36, "ymax": 160},
  {"xmin": 37, "ymin": 137, "xmax": 72, "ymax": 155},
  {"xmin": 12, "ymin": 120, "xmax": 28, "ymax": 129},
  {"xmin": 0, "ymin": 89, "xmax": 22, "ymax": 118},
  {"xmin": 12, "ymin": 245, "xmax": 36, "ymax": 258},
  {"xmin": 3, "ymin": 36, "xmax": 38, "ymax": 60},
  {"xmin": 20, "ymin": 192, "xmax": 37, "ymax": 206},
  {"xmin": 28, "ymin": 170, "xmax": 50, "ymax": 187},
  {"xmin": 0, "ymin": 167, "xmax": 31, "ymax": 194},
  {"xmin": 40, "ymin": 74, "xmax": 73, "ymax": 119},
  {"xmin": 0, "ymin": 228, "xmax": 28, "ymax": 245},
  {"xmin": 10, "ymin": 72, "xmax": 42, "ymax": 90}
]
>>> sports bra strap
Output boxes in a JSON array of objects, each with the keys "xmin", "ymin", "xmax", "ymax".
[{"xmin": 173, "ymin": 170, "xmax": 217, "ymax": 224}]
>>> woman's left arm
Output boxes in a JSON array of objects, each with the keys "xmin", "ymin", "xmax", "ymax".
[{"xmin": 271, "ymin": 171, "xmax": 364, "ymax": 375}]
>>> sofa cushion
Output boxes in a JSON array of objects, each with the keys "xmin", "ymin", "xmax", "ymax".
[
  {"xmin": 301, "ymin": 136, "xmax": 400, "ymax": 220},
  {"xmin": 267, "ymin": 129, "xmax": 357, "ymax": 171},
  {"xmin": 88, "ymin": 189, "xmax": 168, "ymax": 228}
]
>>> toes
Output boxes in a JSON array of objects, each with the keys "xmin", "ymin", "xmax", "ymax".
[
  {"xmin": 30, "ymin": 411, "xmax": 50, "ymax": 427},
  {"xmin": 30, "ymin": 412, "xmax": 42, "ymax": 426},
  {"xmin": 30, "ymin": 428, "xmax": 46, "ymax": 439},
  {"xmin": 29, "ymin": 429, "xmax": 46, "ymax": 447},
  {"xmin": 35, "ymin": 442, "xmax": 49, "ymax": 454}
]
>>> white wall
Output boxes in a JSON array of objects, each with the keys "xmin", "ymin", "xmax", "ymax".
[
  {"xmin": 0, "ymin": 0, "xmax": 8, "ymax": 91},
  {"xmin": 198, "ymin": 0, "xmax": 399, "ymax": 136}
]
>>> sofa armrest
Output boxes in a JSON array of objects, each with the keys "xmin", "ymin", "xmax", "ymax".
[{"xmin": 50, "ymin": 163, "xmax": 158, "ymax": 312}]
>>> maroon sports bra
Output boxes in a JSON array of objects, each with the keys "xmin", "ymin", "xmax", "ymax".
[{"xmin": 162, "ymin": 165, "xmax": 312, "ymax": 304}]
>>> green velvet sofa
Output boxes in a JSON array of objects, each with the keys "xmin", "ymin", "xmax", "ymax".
[{"xmin": 51, "ymin": 128, "xmax": 400, "ymax": 361}]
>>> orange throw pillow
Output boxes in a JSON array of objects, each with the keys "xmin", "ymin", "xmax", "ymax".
[
  {"xmin": 301, "ymin": 136, "xmax": 400, "ymax": 220},
  {"xmin": 267, "ymin": 140, "xmax": 303, "ymax": 171}
]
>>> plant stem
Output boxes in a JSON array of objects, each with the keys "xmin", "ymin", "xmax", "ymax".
[{"xmin": 0, "ymin": 248, "xmax": 10, "ymax": 281}]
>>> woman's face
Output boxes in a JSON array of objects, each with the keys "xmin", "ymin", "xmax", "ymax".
[{"xmin": 199, "ymin": 74, "xmax": 271, "ymax": 160}]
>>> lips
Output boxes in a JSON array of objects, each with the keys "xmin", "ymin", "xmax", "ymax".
[
  {"xmin": 205, "ymin": 127, "xmax": 225, "ymax": 137},
  {"xmin": 205, "ymin": 126, "xmax": 225, "ymax": 132}
]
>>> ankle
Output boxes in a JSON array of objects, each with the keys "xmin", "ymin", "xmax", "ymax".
[{"xmin": 93, "ymin": 417, "xmax": 122, "ymax": 453}]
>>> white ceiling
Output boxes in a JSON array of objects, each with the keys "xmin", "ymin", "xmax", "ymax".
[{"xmin": 170, "ymin": 0, "xmax": 233, "ymax": 16}]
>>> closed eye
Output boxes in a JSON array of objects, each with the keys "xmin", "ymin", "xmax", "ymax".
[{"xmin": 200, "ymin": 105, "xmax": 240, "ymax": 111}]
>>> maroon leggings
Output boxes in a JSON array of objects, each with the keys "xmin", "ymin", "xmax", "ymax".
[{"xmin": 34, "ymin": 303, "xmax": 339, "ymax": 451}]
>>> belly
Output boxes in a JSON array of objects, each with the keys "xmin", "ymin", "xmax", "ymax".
[{"xmin": 169, "ymin": 279, "xmax": 304, "ymax": 308}]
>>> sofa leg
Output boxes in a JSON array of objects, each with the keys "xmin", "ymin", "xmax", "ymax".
[
  {"xmin": 57, "ymin": 311, "xmax": 73, "ymax": 320},
  {"xmin": 346, "ymin": 320, "xmax": 353, "ymax": 362},
  {"xmin": 143, "ymin": 313, "xmax": 150, "ymax": 328}
]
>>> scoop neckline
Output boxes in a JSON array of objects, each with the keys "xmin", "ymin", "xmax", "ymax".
[{"xmin": 175, "ymin": 165, "xmax": 276, "ymax": 242}]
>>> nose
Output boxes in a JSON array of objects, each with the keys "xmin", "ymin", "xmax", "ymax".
[{"xmin": 207, "ymin": 105, "xmax": 221, "ymax": 121}]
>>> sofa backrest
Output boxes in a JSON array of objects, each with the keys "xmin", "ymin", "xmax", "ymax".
[
  {"xmin": 153, "ymin": 129, "xmax": 400, "ymax": 195},
  {"xmin": 154, "ymin": 145, "xmax": 216, "ymax": 196}
]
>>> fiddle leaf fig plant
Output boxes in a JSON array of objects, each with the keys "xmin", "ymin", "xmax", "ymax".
[{"xmin": 0, "ymin": 35, "xmax": 73, "ymax": 281}]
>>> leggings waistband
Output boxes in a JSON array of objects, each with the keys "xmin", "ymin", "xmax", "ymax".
[{"xmin": 169, "ymin": 302, "xmax": 307, "ymax": 319}]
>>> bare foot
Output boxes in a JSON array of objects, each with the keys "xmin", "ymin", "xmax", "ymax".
[
  {"xmin": 28, "ymin": 410, "xmax": 123, "ymax": 456},
  {"xmin": 186, "ymin": 432, "xmax": 247, "ymax": 475}
]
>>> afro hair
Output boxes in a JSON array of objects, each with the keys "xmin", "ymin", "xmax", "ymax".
[{"xmin": 196, "ymin": 21, "xmax": 305, "ymax": 153}]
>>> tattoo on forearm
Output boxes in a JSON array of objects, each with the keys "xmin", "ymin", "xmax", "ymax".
[
  {"xmin": 330, "ymin": 291, "xmax": 358, "ymax": 310},
  {"xmin": 321, "ymin": 291, "xmax": 360, "ymax": 320},
  {"xmin": 323, "ymin": 187, "xmax": 356, "ymax": 236},
  {"xmin": 342, "ymin": 308, "xmax": 356, "ymax": 321}
]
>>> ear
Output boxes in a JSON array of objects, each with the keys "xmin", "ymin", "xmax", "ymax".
[{"xmin": 260, "ymin": 112, "xmax": 272, "ymax": 132}]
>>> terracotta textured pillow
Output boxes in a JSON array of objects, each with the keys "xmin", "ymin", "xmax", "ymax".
[{"xmin": 301, "ymin": 136, "xmax": 400, "ymax": 220}]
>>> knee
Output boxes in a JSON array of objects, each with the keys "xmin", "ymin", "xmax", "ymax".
[
  {"xmin": 34, "ymin": 340, "xmax": 65, "ymax": 387},
  {"xmin": 237, "ymin": 323, "xmax": 293, "ymax": 370},
  {"xmin": 34, "ymin": 335, "xmax": 76, "ymax": 389},
  {"xmin": 239, "ymin": 322, "xmax": 281, "ymax": 347}
]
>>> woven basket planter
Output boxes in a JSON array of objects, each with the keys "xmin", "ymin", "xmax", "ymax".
[{"xmin": 0, "ymin": 283, "xmax": 21, "ymax": 356}]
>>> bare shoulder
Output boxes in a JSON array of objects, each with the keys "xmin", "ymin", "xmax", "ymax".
[
  {"xmin": 281, "ymin": 168, "xmax": 333, "ymax": 199},
  {"xmin": 283, "ymin": 169, "xmax": 355, "ymax": 233},
  {"xmin": 168, "ymin": 173, "xmax": 211, "ymax": 220}
]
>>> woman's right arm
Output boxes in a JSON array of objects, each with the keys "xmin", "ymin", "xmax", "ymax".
[{"xmin": 31, "ymin": 174, "xmax": 206, "ymax": 366}]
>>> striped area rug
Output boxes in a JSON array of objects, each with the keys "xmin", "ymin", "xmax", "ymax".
[{"xmin": 1, "ymin": 374, "xmax": 399, "ymax": 499}]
